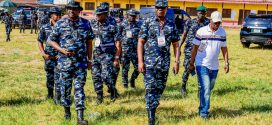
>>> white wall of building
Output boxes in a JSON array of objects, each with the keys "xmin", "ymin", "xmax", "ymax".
[{"xmin": 54, "ymin": 0, "xmax": 73, "ymax": 5}]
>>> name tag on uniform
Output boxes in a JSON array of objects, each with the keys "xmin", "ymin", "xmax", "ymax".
[
  {"xmin": 95, "ymin": 37, "xmax": 101, "ymax": 47},
  {"xmin": 157, "ymin": 35, "xmax": 166, "ymax": 47},
  {"xmin": 126, "ymin": 30, "xmax": 133, "ymax": 38}
]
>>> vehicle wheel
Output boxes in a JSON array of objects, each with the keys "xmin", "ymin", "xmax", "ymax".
[{"xmin": 242, "ymin": 43, "xmax": 250, "ymax": 48}]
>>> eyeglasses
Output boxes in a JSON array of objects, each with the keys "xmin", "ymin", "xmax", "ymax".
[
  {"xmin": 214, "ymin": 22, "xmax": 221, "ymax": 25},
  {"xmin": 155, "ymin": 6, "xmax": 166, "ymax": 10}
]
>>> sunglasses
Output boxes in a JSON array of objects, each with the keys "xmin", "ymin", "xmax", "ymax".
[
  {"xmin": 155, "ymin": 6, "xmax": 167, "ymax": 10},
  {"xmin": 214, "ymin": 22, "xmax": 221, "ymax": 25}
]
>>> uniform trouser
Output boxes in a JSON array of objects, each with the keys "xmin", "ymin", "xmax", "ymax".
[
  {"xmin": 113, "ymin": 66, "xmax": 120, "ymax": 86},
  {"xmin": 182, "ymin": 44, "xmax": 193, "ymax": 86},
  {"xmin": 144, "ymin": 68, "xmax": 169, "ymax": 110},
  {"xmin": 121, "ymin": 52, "xmax": 139, "ymax": 85},
  {"xmin": 59, "ymin": 65, "xmax": 87, "ymax": 110},
  {"xmin": 45, "ymin": 59, "xmax": 60, "ymax": 94},
  {"xmin": 30, "ymin": 23, "xmax": 37, "ymax": 33},
  {"xmin": 92, "ymin": 53, "xmax": 115, "ymax": 95},
  {"xmin": 19, "ymin": 22, "xmax": 25, "ymax": 33},
  {"xmin": 5, "ymin": 26, "xmax": 11, "ymax": 41}
]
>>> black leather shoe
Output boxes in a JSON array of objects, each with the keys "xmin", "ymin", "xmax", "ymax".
[
  {"xmin": 77, "ymin": 110, "xmax": 88, "ymax": 125},
  {"xmin": 47, "ymin": 89, "xmax": 54, "ymax": 99},
  {"xmin": 64, "ymin": 107, "xmax": 71, "ymax": 120},
  {"xmin": 180, "ymin": 84, "xmax": 187, "ymax": 96}
]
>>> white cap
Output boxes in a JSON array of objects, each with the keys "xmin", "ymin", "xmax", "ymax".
[{"xmin": 211, "ymin": 11, "xmax": 222, "ymax": 22}]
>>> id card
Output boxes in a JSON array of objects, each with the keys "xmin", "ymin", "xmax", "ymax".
[
  {"xmin": 126, "ymin": 30, "xmax": 133, "ymax": 38},
  {"xmin": 95, "ymin": 37, "xmax": 101, "ymax": 47},
  {"xmin": 157, "ymin": 35, "xmax": 166, "ymax": 47},
  {"xmin": 198, "ymin": 41, "xmax": 208, "ymax": 52}
]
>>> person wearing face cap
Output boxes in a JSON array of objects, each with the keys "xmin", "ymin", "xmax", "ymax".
[
  {"xmin": 138, "ymin": 0, "xmax": 181, "ymax": 124},
  {"xmin": 38, "ymin": 7, "xmax": 62, "ymax": 103},
  {"xmin": 189, "ymin": 11, "xmax": 229, "ymax": 119},
  {"xmin": 3, "ymin": 10, "xmax": 13, "ymax": 42},
  {"xmin": 91, "ymin": 6, "xmax": 121, "ymax": 105},
  {"xmin": 48, "ymin": 2, "xmax": 94, "ymax": 125},
  {"xmin": 118, "ymin": 9, "xmax": 141, "ymax": 89},
  {"xmin": 100, "ymin": 2, "xmax": 117, "ymax": 25},
  {"xmin": 18, "ymin": 10, "xmax": 27, "ymax": 33},
  {"xmin": 179, "ymin": 6, "xmax": 210, "ymax": 96}
]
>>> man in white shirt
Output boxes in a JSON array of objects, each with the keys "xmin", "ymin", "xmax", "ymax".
[{"xmin": 189, "ymin": 11, "xmax": 229, "ymax": 119}]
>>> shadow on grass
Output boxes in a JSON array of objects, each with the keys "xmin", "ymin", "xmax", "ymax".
[
  {"xmin": 241, "ymin": 104, "xmax": 272, "ymax": 113},
  {"xmin": 211, "ymin": 104, "xmax": 272, "ymax": 118},
  {"xmin": 0, "ymin": 97, "xmax": 43, "ymax": 107},
  {"xmin": 213, "ymin": 86, "xmax": 249, "ymax": 96},
  {"xmin": 210, "ymin": 108, "xmax": 244, "ymax": 118},
  {"xmin": 249, "ymin": 45, "xmax": 272, "ymax": 50}
]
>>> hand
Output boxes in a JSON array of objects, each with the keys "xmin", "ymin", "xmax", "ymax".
[
  {"xmin": 55, "ymin": 55, "xmax": 60, "ymax": 59},
  {"xmin": 43, "ymin": 54, "xmax": 50, "ymax": 60},
  {"xmin": 87, "ymin": 62, "xmax": 92, "ymax": 70},
  {"xmin": 138, "ymin": 62, "xmax": 145, "ymax": 73},
  {"xmin": 189, "ymin": 63, "xmax": 195, "ymax": 73},
  {"xmin": 113, "ymin": 59, "xmax": 119, "ymax": 68},
  {"xmin": 62, "ymin": 49, "xmax": 75, "ymax": 56},
  {"xmin": 224, "ymin": 63, "xmax": 229, "ymax": 74},
  {"xmin": 172, "ymin": 62, "xmax": 179, "ymax": 75}
]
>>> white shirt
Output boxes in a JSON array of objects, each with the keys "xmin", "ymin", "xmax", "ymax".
[{"xmin": 193, "ymin": 24, "xmax": 227, "ymax": 70}]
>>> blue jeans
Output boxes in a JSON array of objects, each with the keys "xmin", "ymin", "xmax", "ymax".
[{"xmin": 196, "ymin": 66, "xmax": 218, "ymax": 117}]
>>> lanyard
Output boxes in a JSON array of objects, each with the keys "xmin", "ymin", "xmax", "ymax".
[{"xmin": 158, "ymin": 20, "xmax": 166, "ymax": 36}]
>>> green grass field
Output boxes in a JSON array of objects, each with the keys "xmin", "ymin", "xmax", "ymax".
[{"xmin": 0, "ymin": 24, "xmax": 271, "ymax": 125}]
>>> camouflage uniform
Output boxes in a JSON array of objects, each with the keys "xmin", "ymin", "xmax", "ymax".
[
  {"xmin": 49, "ymin": 17, "xmax": 94, "ymax": 110},
  {"xmin": 118, "ymin": 17, "xmax": 141, "ymax": 87},
  {"xmin": 139, "ymin": 16, "xmax": 180, "ymax": 110},
  {"xmin": 18, "ymin": 12, "xmax": 27, "ymax": 33},
  {"xmin": 91, "ymin": 15, "xmax": 119, "ymax": 99},
  {"xmin": 182, "ymin": 18, "xmax": 210, "ymax": 86},
  {"xmin": 30, "ymin": 12, "xmax": 38, "ymax": 34},
  {"xmin": 38, "ymin": 22, "xmax": 60, "ymax": 100},
  {"xmin": 3, "ymin": 14, "xmax": 13, "ymax": 42},
  {"xmin": 39, "ymin": 13, "xmax": 49, "ymax": 28}
]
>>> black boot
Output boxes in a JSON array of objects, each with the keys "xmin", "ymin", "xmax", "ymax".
[
  {"xmin": 180, "ymin": 84, "xmax": 187, "ymax": 96},
  {"xmin": 64, "ymin": 107, "xmax": 71, "ymax": 120},
  {"xmin": 96, "ymin": 93, "xmax": 103, "ymax": 105},
  {"xmin": 54, "ymin": 92, "xmax": 61, "ymax": 105},
  {"xmin": 147, "ymin": 109, "xmax": 156, "ymax": 125},
  {"xmin": 47, "ymin": 89, "xmax": 54, "ymax": 99},
  {"xmin": 123, "ymin": 84, "xmax": 128, "ymax": 89},
  {"xmin": 110, "ymin": 87, "xmax": 118, "ymax": 102},
  {"xmin": 130, "ymin": 79, "xmax": 135, "ymax": 88},
  {"xmin": 77, "ymin": 110, "xmax": 88, "ymax": 125}
]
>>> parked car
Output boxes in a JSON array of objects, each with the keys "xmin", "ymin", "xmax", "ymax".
[
  {"xmin": 139, "ymin": 7, "xmax": 190, "ymax": 34},
  {"xmin": 12, "ymin": 6, "xmax": 35, "ymax": 28},
  {"xmin": 240, "ymin": 14, "xmax": 272, "ymax": 48}
]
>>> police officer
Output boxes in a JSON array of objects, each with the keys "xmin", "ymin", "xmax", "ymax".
[
  {"xmin": 49, "ymin": 2, "xmax": 94, "ymax": 125},
  {"xmin": 180, "ymin": 6, "xmax": 210, "ymax": 95},
  {"xmin": 100, "ymin": 2, "xmax": 117, "ymax": 25},
  {"xmin": 118, "ymin": 9, "xmax": 141, "ymax": 89},
  {"xmin": 3, "ymin": 10, "xmax": 13, "ymax": 42},
  {"xmin": 38, "ymin": 7, "xmax": 62, "ymax": 104},
  {"xmin": 18, "ymin": 10, "xmax": 27, "ymax": 33},
  {"xmin": 30, "ymin": 10, "xmax": 38, "ymax": 34},
  {"xmin": 91, "ymin": 6, "xmax": 121, "ymax": 105},
  {"xmin": 138, "ymin": 0, "xmax": 180, "ymax": 124}
]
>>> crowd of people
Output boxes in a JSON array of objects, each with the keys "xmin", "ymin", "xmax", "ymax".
[{"xmin": 1, "ymin": 0, "xmax": 229, "ymax": 125}]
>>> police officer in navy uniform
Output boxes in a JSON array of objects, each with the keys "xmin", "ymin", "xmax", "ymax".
[
  {"xmin": 138, "ymin": 0, "xmax": 181, "ymax": 124},
  {"xmin": 118, "ymin": 9, "xmax": 141, "ymax": 88},
  {"xmin": 179, "ymin": 6, "xmax": 210, "ymax": 95},
  {"xmin": 3, "ymin": 10, "xmax": 13, "ymax": 42},
  {"xmin": 49, "ymin": 2, "xmax": 94, "ymax": 125},
  {"xmin": 91, "ymin": 6, "xmax": 121, "ymax": 105}
]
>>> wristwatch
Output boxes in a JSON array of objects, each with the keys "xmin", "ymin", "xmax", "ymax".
[
  {"xmin": 115, "ymin": 56, "xmax": 120, "ymax": 59},
  {"xmin": 88, "ymin": 60, "xmax": 92, "ymax": 63}
]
